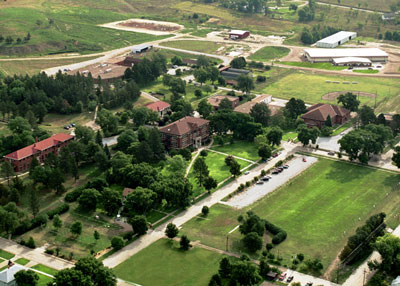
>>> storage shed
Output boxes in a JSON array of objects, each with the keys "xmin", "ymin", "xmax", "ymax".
[
  {"xmin": 131, "ymin": 44, "xmax": 153, "ymax": 54},
  {"xmin": 229, "ymin": 30, "xmax": 250, "ymax": 40},
  {"xmin": 316, "ymin": 31, "xmax": 357, "ymax": 48}
]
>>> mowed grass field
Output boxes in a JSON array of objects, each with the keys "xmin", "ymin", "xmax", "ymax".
[
  {"xmin": 317, "ymin": 0, "xmax": 398, "ymax": 12},
  {"xmin": 211, "ymin": 141, "xmax": 260, "ymax": 161},
  {"xmin": 113, "ymin": 238, "xmax": 226, "ymax": 286},
  {"xmin": 279, "ymin": 61, "xmax": 347, "ymax": 71},
  {"xmin": 261, "ymin": 71, "xmax": 400, "ymax": 113},
  {"xmin": 0, "ymin": 55, "xmax": 99, "ymax": 76},
  {"xmin": 249, "ymin": 46, "xmax": 290, "ymax": 62},
  {"xmin": 160, "ymin": 40, "xmax": 224, "ymax": 54},
  {"xmin": 181, "ymin": 158, "xmax": 400, "ymax": 270}
]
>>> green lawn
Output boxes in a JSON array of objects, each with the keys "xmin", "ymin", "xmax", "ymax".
[
  {"xmin": 113, "ymin": 238, "xmax": 227, "ymax": 286},
  {"xmin": 353, "ymin": 69, "xmax": 379, "ymax": 74},
  {"xmin": 211, "ymin": 140, "xmax": 260, "ymax": 161},
  {"xmin": 331, "ymin": 121, "xmax": 353, "ymax": 136},
  {"xmin": 262, "ymin": 71, "xmax": 400, "ymax": 113},
  {"xmin": 31, "ymin": 264, "xmax": 58, "ymax": 276},
  {"xmin": 181, "ymin": 158, "xmax": 400, "ymax": 271},
  {"xmin": 38, "ymin": 273, "xmax": 54, "ymax": 286},
  {"xmin": 249, "ymin": 46, "xmax": 290, "ymax": 62},
  {"xmin": 188, "ymin": 151, "xmax": 251, "ymax": 197},
  {"xmin": 15, "ymin": 258, "xmax": 30, "ymax": 265},
  {"xmin": 160, "ymin": 40, "xmax": 223, "ymax": 54},
  {"xmin": 279, "ymin": 61, "xmax": 347, "ymax": 71},
  {"xmin": 0, "ymin": 249, "xmax": 15, "ymax": 260},
  {"xmin": 282, "ymin": 131, "xmax": 298, "ymax": 141}
]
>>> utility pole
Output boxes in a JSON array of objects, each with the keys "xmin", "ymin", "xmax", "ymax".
[
  {"xmin": 362, "ymin": 269, "xmax": 367, "ymax": 286},
  {"xmin": 226, "ymin": 235, "xmax": 229, "ymax": 252}
]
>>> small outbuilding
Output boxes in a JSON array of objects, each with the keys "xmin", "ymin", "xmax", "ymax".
[
  {"xmin": 332, "ymin": 57, "xmax": 372, "ymax": 67},
  {"xmin": 316, "ymin": 31, "xmax": 357, "ymax": 48},
  {"xmin": 229, "ymin": 30, "xmax": 250, "ymax": 40},
  {"xmin": 0, "ymin": 264, "xmax": 26, "ymax": 286},
  {"xmin": 131, "ymin": 44, "xmax": 153, "ymax": 54},
  {"xmin": 145, "ymin": 101, "xmax": 171, "ymax": 118}
]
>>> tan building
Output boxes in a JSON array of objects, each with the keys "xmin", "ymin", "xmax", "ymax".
[
  {"xmin": 208, "ymin": 95, "xmax": 239, "ymax": 110},
  {"xmin": 234, "ymin": 94, "xmax": 272, "ymax": 114}
]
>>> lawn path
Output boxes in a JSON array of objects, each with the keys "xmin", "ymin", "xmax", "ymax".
[
  {"xmin": 185, "ymin": 138, "xmax": 214, "ymax": 178},
  {"xmin": 208, "ymin": 149, "xmax": 258, "ymax": 164}
]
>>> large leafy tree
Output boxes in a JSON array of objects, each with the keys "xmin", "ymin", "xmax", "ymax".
[
  {"xmin": 358, "ymin": 105, "xmax": 376, "ymax": 126},
  {"xmin": 101, "ymin": 189, "xmax": 122, "ymax": 216},
  {"xmin": 193, "ymin": 157, "xmax": 209, "ymax": 187},
  {"xmin": 284, "ymin": 98, "xmax": 307, "ymax": 119},
  {"xmin": 267, "ymin": 127, "xmax": 283, "ymax": 146},
  {"xmin": 237, "ymin": 75, "xmax": 254, "ymax": 94},
  {"xmin": 129, "ymin": 215, "xmax": 148, "ymax": 235},
  {"xmin": 197, "ymin": 99, "xmax": 213, "ymax": 118},
  {"xmin": 14, "ymin": 270, "xmax": 39, "ymax": 286},
  {"xmin": 125, "ymin": 187, "xmax": 156, "ymax": 215},
  {"xmin": 250, "ymin": 102, "xmax": 270, "ymax": 126},
  {"xmin": 392, "ymin": 146, "xmax": 400, "ymax": 168},
  {"xmin": 338, "ymin": 92, "xmax": 360, "ymax": 111},
  {"xmin": 78, "ymin": 189, "xmax": 101, "ymax": 211}
]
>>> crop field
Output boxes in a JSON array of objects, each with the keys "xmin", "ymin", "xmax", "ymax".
[
  {"xmin": 0, "ymin": 56, "xmax": 99, "ymax": 75},
  {"xmin": 180, "ymin": 158, "xmax": 400, "ymax": 270},
  {"xmin": 248, "ymin": 46, "xmax": 290, "ymax": 62},
  {"xmin": 317, "ymin": 0, "xmax": 399, "ymax": 12},
  {"xmin": 114, "ymin": 239, "xmax": 227, "ymax": 286},
  {"xmin": 261, "ymin": 71, "xmax": 400, "ymax": 113}
]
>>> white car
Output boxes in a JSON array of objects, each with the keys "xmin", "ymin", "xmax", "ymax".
[{"xmin": 244, "ymin": 171, "xmax": 250, "ymax": 175}]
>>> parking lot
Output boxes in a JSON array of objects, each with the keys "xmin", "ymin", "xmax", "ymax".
[{"xmin": 223, "ymin": 155, "xmax": 318, "ymax": 209}]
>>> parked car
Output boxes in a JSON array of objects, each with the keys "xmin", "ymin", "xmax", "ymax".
[
  {"xmin": 272, "ymin": 170, "xmax": 280, "ymax": 174},
  {"xmin": 256, "ymin": 181, "xmax": 264, "ymax": 185},
  {"xmin": 302, "ymin": 157, "xmax": 307, "ymax": 162},
  {"xmin": 265, "ymin": 176, "xmax": 272, "ymax": 179},
  {"xmin": 244, "ymin": 171, "xmax": 250, "ymax": 175},
  {"xmin": 64, "ymin": 126, "xmax": 70, "ymax": 130},
  {"xmin": 261, "ymin": 177, "xmax": 269, "ymax": 182},
  {"xmin": 277, "ymin": 167, "xmax": 283, "ymax": 172},
  {"xmin": 278, "ymin": 273, "xmax": 287, "ymax": 281},
  {"xmin": 287, "ymin": 276, "xmax": 294, "ymax": 283},
  {"xmin": 328, "ymin": 152, "xmax": 335, "ymax": 156},
  {"xmin": 306, "ymin": 283, "xmax": 313, "ymax": 286},
  {"xmin": 282, "ymin": 165, "xmax": 289, "ymax": 169},
  {"xmin": 272, "ymin": 153, "xmax": 278, "ymax": 158},
  {"xmin": 71, "ymin": 123, "xmax": 76, "ymax": 127}
]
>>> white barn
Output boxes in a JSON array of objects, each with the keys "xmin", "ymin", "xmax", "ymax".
[
  {"xmin": 131, "ymin": 44, "xmax": 153, "ymax": 54},
  {"xmin": 0, "ymin": 265, "xmax": 26, "ymax": 286},
  {"xmin": 304, "ymin": 48, "xmax": 388, "ymax": 63},
  {"xmin": 316, "ymin": 31, "xmax": 357, "ymax": 48}
]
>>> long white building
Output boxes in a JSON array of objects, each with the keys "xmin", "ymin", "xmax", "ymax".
[
  {"xmin": 304, "ymin": 48, "xmax": 388, "ymax": 63},
  {"xmin": 316, "ymin": 31, "xmax": 357, "ymax": 48}
]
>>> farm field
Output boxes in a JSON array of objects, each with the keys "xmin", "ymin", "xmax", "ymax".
[
  {"xmin": 0, "ymin": 56, "xmax": 99, "ymax": 76},
  {"xmin": 160, "ymin": 40, "xmax": 224, "ymax": 54},
  {"xmin": 113, "ymin": 238, "xmax": 226, "ymax": 286},
  {"xmin": 249, "ymin": 46, "xmax": 290, "ymax": 62},
  {"xmin": 317, "ymin": 0, "xmax": 398, "ymax": 12},
  {"xmin": 188, "ymin": 151, "xmax": 251, "ymax": 197},
  {"xmin": 261, "ymin": 71, "xmax": 400, "ymax": 113},
  {"xmin": 180, "ymin": 158, "xmax": 400, "ymax": 270}
]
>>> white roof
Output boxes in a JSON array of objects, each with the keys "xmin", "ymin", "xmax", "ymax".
[
  {"xmin": 392, "ymin": 276, "xmax": 400, "ymax": 286},
  {"xmin": 332, "ymin": 57, "xmax": 372, "ymax": 64},
  {"xmin": 131, "ymin": 44, "xmax": 152, "ymax": 51},
  {"xmin": 317, "ymin": 31, "xmax": 356, "ymax": 45},
  {"xmin": 0, "ymin": 265, "xmax": 26, "ymax": 283},
  {"xmin": 229, "ymin": 30, "xmax": 248, "ymax": 35},
  {"xmin": 305, "ymin": 48, "xmax": 388, "ymax": 58}
]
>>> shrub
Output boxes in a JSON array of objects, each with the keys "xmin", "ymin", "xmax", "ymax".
[
  {"xmin": 261, "ymin": 170, "xmax": 266, "ymax": 176},
  {"xmin": 46, "ymin": 203, "xmax": 69, "ymax": 219},
  {"xmin": 275, "ymin": 160, "xmax": 283, "ymax": 167},
  {"xmin": 111, "ymin": 236, "xmax": 125, "ymax": 250},
  {"xmin": 256, "ymin": 75, "xmax": 266, "ymax": 83},
  {"xmin": 245, "ymin": 181, "xmax": 251, "ymax": 187},
  {"xmin": 45, "ymin": 249, "xmax": 54, "ymax": 255},
  {"xmin": 19, "ymin": 239, "xmax": 26, "ymax": 246},
  {"xmin": 65, "ymin": 188, "xmax": 83, "ymax": 202},
  {"xmin": 26, "ymin": 237, "xmax": 36, "ymax": 249},
  {"xmin": 123, "ymin": 231, "xmax": 134, "ymax": 241},
  {"xmin": 272, "ymin": 231, "xmax": 287, "ymax": 244},
  {"xmin": 267, "ymin": 253, "xmax": 275, "ymax": 259},
  {"xmin": 202, "ymin": 206, "xmax": 209, "ymax": 216},
  {"xmin": 266, "ymin": 243, "xmax": 273, "ymax": 251},
  {"xmin": 297, "ymin": 253, "xmax": 305, "ymax": 261}
]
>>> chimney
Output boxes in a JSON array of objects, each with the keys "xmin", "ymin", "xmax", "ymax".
[{"xmin": 34, "ymin": 137, "xmax": 38, "ymax": 147}]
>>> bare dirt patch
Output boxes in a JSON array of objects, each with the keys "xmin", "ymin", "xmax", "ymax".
[
  {"xmin": 99, "ymin": 19, "xmax": 183, "ymax": 36},
  {"xmin": 322, "ymin": 91, "xmax": 376, "ymax": 101}
]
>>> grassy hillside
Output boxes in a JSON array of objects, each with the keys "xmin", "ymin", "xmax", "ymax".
[{"xmin": 317, "ymin": 0, "xmax": 399, "ymax": 12}]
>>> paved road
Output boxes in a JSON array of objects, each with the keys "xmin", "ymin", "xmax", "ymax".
[
  {"xmin": 102, "ymin": 142, "xmax": 297, "ymax": 268},
  {"xmin": 316, "ymin": 128, "xmax": 353, "ymax": 152}
]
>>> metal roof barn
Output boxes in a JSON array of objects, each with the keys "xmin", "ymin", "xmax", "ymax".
[{"xmin": 316, "ymin": 31, "xmax": 357, "ymax": 48}]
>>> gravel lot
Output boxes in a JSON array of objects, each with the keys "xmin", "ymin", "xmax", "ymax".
[{"xmin": 224, "ymin": 155, "xmax": 318, "ymax": 209}]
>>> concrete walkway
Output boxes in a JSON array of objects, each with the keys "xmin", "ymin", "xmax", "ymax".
[{"xmin": 208, "ymin": 148, "xmax": 258, "ymax": 164}]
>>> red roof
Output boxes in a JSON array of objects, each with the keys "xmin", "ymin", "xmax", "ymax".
[
  {"xmin": 301, "ymin": 104, "xmax": 350, "ymax": 122},
  {"xmin": 4, "ymin": 133, "xmax": 74, "ymax": 160},
  {"xmin": 145, "ymin": 101, "xmax": 171, "ymax": 112},
  {"xmin": 159, "ymin": 116, "xmax": 209, "ymax": 136}
]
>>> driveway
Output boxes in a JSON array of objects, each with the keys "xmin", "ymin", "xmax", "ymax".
[
  {"xmin": 223, "ymin": 155, "xmax": 317, "ymax": 208},
  {"xmin": 316, "ymin": 127, "xmax": 353, "ymax": 152}
]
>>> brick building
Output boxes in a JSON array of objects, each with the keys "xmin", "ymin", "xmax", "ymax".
[
  {"xmin": 301, "ymin": 104, "xmax": 350, "ymax": 129},
  {"xmin": 159, "ymin": 117, "xmax": 210, "ymax": 149},
  {"xmin": 3, "ymin": 133, "xmax": 74, "ymax": 172}
]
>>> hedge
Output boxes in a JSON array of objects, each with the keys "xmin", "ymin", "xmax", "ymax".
[{"xmin": 265, "ymin": 220, "xmax": 287, "ymax": 245}]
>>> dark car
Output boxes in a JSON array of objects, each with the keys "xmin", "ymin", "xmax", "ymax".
[
  {"xmin": 306, "ymin": 283, "xmax": 313, "ymax": 286},
  {"xmin": 282, "ymin": 165, "xmax": 289, "ymax": 169},
  {"xmin": 64, "ymin": 126, "xmax": 70, "ymax": 130},
  {"xmin": 328, "ymin": 151, "xmax": 335, "ymax": 156},
  {"xmin": 261, "ymin": 177, "xmax": 269, "ymax": 182},
  {"xmin": 71, "ymin": 123, "xmax": 76, "ymax": 127},
  {"xmin": 272, "ymin": 153, "xmax": 278, "ymax": 158},
  {"xmin": 272, "ymin": 170, "xmax": 280, "ymax": 174},
  {"xmin": 256, "ymin": 181, "xmax": 264, "ymax": 185},
  {"xmin": 287, "ymin": 276, "xmax": 294, "ymax": 283}
]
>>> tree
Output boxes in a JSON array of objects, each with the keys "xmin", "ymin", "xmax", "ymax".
[
  {"xmin": 180, "ymin": 235, "xmax": 191, "ymax": 250},
  {"xmin": 284, "ymin": 98, "xmax": 307, "ymax": 119},
  {"xmin": 230, "ymin": 159, "xmax": 241, "ymax": 178},
  {"xmin": 193, "ymin": 157, "xmax": 209, "ymax": 186},
  {"xmin": 194, "ymin": 69, "xmax": 208, "ymax": 86},
  {"xmin": 94, "ymin": 230, "xmax": 100, "ymax": 241},
  {"xmin": 393, "ymin": 146, "xmax": 400, "ymax": 168},
  {"xmin": 258, "ymin": 144, "xmax": 272, "ymax": 161},
  {"xmin": 376, "ymin": 113, "xmax": 386, "ymax": 126},
  {"xmin": 250, "ymin": 103, "xmax": 270, "ymax": 126},
  {"xmin": 230, "ymin": 260, "xmax": 262, "ymax": 286},
  {"xmin": 204, "ymin": 176, "xmax": 218, "ymax": 192},
  {"xmin": 125, "ymin": 187, "xmax": 156, "ymax": 215},
  {"xmin": 14, "ymin": 270, "xmax": 39, "ymax": 286},
  {"xmin": 53, "ymin": 214, "xmax": 63, "ymax": 232},
  {"xmin": 202, "ymin": 205, "xmax": 209, "ymax": 216},
  {"xmin": 325, "ymin": 115, "xmax": 332, "ymax": 127},
  {"xmin": 230, "ymin": 57, "xmax": 247, "ymax": 69},
  {"xmin": 198, "ymin": 99, "xmax": 213, "ymax": 118},
  {"xmin": 338, "ymin": 92, "xmax": 360, "ymax": 111},
  {"xmin": 209, "ymin": 274, "xmax": 222, "ymax": 286},
  {"xmin": 243, "ymin": 232, "xmax": 263, "ymax": 252},
  {"xmin": 219, "ymin": 257, "xmax": 232, "ymax": 278},
  {"xmin": 1, "ymin": 161, "xmax": 15, "ymax": 185},
  {"xmin": 237, "ymin": 75, "xmax": 254, "ymax": 94},
  {"xmin": 195, "ymin": 89, "xmax": 203, "ymax": 98},
  {"xmin": 359, "ymin": 105, "xmax": 376, "ymax": 126},
  {"xmin": 197, "ymin": 55, "xmax": 210, "ymax": 67},
  {"xmin": 165, "ymin": 223, "xmax": 179, "ymax": 239},
  {"xmin": 267, "ymin": 127, "xmax": 283, "ymax": 146},
  {"xmin": 259, "ymin": 258, "xmax": 271, "ymax": 279},
  {"xmin": 129, "ymin": 215, "xmax": 148, "ymax": 235},
  {"xmin": 70, "ymin": 221, "xmax": 82, "ymax": 237},
  {"xmin": 26, "ymin": 236, "xmax": 36, "ymax": 248},
  {"xmin": 297, "ymin": 124, "xmax": 320, "ymax": 146},
  {"xmin": 78, "ymin": 189, "xmax": 101, "ymax": 211},
  {"xmin": 111, "ymin": 236, "xmax": 124, "ymax": 250},
  {"xmin": 101, "ymin": 189, "xmax": 122, "ymax": 216},
  {"xmin": 219, "ymin": 98, "xmax": 234, "ymax": 111},
  {"xmin": 29, "ymin": 185, "xmax": 40, "ymax": 217}
]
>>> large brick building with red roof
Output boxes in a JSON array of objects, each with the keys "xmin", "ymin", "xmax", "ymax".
[
  {"xmin": 145, "ymin": 101, "xmax": 171, "ymax": 118},
  {"xmin": 159, "ymin": 116, "xmax": 210, "ymax": 149},
  {"xmin": 3, "ymin": 133, "xmax": 74, "ymax": 172},
  {"xmin": 301, "ymin": 103, "xmax": 350, "ymax": 129}
]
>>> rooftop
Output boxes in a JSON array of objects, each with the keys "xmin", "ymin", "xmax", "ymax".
[
  {"xmin": 159, "ymin": 116, "xmax": 209, "ymax": 136},
  {"xmin": 122, "ymin": 188, "xmax": 134, "ymax": 197},
  {"xmin": 229, "ymin": 30, "xmax": 249, "ymax": 35},
  {"xmin": 208, "ymin": 95, "xmax": 238, "ymax": 107},
  {"xmin": 0, "ymin": 265, "xmax": 26, "ymax": 283},
  {"xmin": 4, "ymin": 133, "xmax": 74, "ymax": 161},
  {"xmin": 145, "ymin": 101, "xmax": 171, "ymax": 112},
  {"xmin": 316, "ymin": 31, "xmax": 356, "ymax": 45},
  {"xmin": 304, "ymin": 48, "xmax": 388, "ymax": 58},
  {"xmin": 131, "ymin": 44, "xmax": 153, "ymax": 51},
  {"xmin": 332, "ymin": 57, "xmax": 372, "ymax": 64},
  {"xmin": 301, "ymin": 103, "xmax": 350, "ymax": 122}
]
